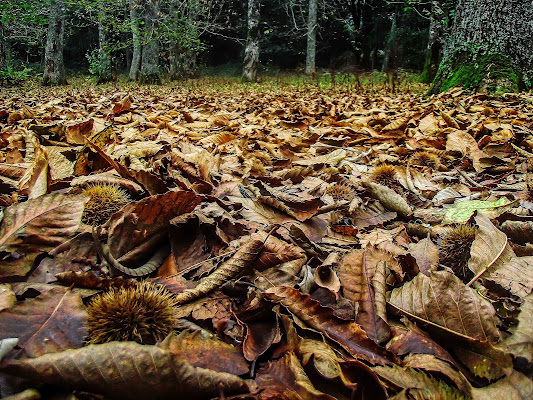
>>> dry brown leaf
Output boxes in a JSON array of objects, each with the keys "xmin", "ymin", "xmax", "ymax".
[
  {"xmin": 337, "ymin": 247, "xmax": 392, "ymax": 343},
  {"xmin": 255, "ymin": 352, "xmax": 335, "ymax": 400},
  {"xmin": 468, "ymin": 213, "xmax": 533, "ymax": 298},
  {"xmin": 0, "ymin": 286, "xmax": 87, "ymax": 359},
  {"xmin": 388, "ymin": 270, "xmax": 501, "ymax": 342},
  {"xmin": 0, "ymin": 193, "xmax": 88, "ymax": 280},
  {"xmin": 163, "ymin": 330, "xmax": 249, "ymax": 376},
  {"xmin": 0, "ymin": 341, "xmax": 249, "ymax": 400},
  {"xmin": 265, "ymin": 286, "xmax": 394, "ymax": 365}
]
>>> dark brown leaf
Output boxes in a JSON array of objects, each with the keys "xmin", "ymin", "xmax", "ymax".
[
  {"xmin": 388, "ymin": 270, "xmax": 501, "ymax": 342},
  {"xmin": 265, "ymin": 286, "xmax": 394, "ymax": 365},
  {"xmin": 0, "ymin": 286, "xmax": 87, "ymax": 359}
]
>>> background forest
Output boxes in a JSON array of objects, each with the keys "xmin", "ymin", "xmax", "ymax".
[
  {"xmin": 0, "ymin": 0, "xmax": 454, "ymax": 85},
  {"xmin": 1, "ymin": 0, "xmax": 531, "ymax": 93}
]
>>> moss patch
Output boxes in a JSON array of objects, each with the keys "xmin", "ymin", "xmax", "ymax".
[{"xmin": 430, "ymin": 48, "xmax": 522, "ymax": 94}]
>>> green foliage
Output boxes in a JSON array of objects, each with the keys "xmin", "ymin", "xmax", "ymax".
[
  {"xmin": 0, "ymin": 65, "xmax": 33, "ymax": 86},
  {"xmin": 86, "ymin": 48, "xmax": 113, "ymax": 83}
]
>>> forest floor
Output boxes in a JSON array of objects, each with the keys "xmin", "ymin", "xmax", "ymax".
[{"xmin": 0, "ymin": 79, "xmax": 533, "ymax": 399}]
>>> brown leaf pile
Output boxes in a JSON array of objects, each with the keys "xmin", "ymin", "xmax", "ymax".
[{"xmin": 1, "ymin": 84, "xmax": 533, "ymax": 399}]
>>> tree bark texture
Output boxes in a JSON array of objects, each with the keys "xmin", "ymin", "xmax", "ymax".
[
  {"xmin": 0, "ymin": 21, "xmax": 7, "ymax": 70},
  {"xmin": 242, "ymin": 0, "xmax": 260, "ymax": 82},
  {"xmin": 42, "ymin": 0, "xmax": 67, "ymax": 85},
  {"xmin": 305, "ymin": 0, "xmax": 317, "ymax": 75},
  {"xmin": 140, "ymin": 0, "xmax": 160, "ymax": 84},
  {"xmin": 381, "ymin": 10, "xmax": 397, "ymax": 72},
  {"xmin": 129, "ymin": 0, "xmax": 142, "ymax": 81},
  {"xmin": 421, "ymin": 1, "xmax": 445, "ymax": 83},
  {"xmin": 432, "ymin": 0, "xmax": 533, "ymax": 92}
]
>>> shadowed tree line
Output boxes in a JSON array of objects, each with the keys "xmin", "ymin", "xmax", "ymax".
[{"xmin": 0, "ymin": 0, "xmax": 531, "ymax": 91}]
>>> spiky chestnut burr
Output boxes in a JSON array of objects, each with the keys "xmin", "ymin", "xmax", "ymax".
[
  {"xmin": 87, "ymin": 282, "xmax": 179, "ymax": 344},
  {"xmin": 439, "ymin": 225, "xmax": 477, "ymax": 282},
  {"xmin": 371, "ymin": 164, "xmax": 399, "ymax": 187},
  {"xmin": 410, "ymin": 151, "xmax": 439, "ymax": 169},
  {"xmin": 81, "ymin": 183, "xmax": 130, "ymax": 226}
]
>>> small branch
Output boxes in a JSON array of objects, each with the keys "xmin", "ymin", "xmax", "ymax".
[{"xmin": 466, "ymin": 237, "xmax": 508, "ymax": 287}]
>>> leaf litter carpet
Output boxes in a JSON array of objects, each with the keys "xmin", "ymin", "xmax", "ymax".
[{"xmin": 0, "ymin": 85, "xmax": 533, "ymax": 399}]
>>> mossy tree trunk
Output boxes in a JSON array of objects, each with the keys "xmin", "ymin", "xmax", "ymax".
[
  {"xmin": 242, "ymin": 0, "xmax": 260, "ymax": 82},
  {"xmin": 42, "ymin": 0, "xmax": 67, "ymax": 86},
  {"xmin": 139, "ymin": 0, "xmax": 160, "ymax": 84},
  {"xmin": 431, "ymin": 0, "xmax": 533, "ymax": 93}
]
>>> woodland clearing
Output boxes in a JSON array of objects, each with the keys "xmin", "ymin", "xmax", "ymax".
[{"xmin": 0, "ymin": 79, "xmax": 533, "ymax": 399}]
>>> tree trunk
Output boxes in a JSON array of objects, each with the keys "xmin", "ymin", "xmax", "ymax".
[
  {"xmin": 0, "ymin": 21, "xmax": 7, "ymax": 70},
  {"xmin": 96, "ymin": 7, "xmax": 113, "ymax": 83},
  {"xmin": 305, "ymin": 0, "xmax": 318, "ymax": 75},
  {"xmin": 421, "ymin": 1, "xmax": 444, "ymax": 83},
  {"xmin": 381, "ymin": 9, "xmax": 397, "ymax": 72},
  {"xmin": 140, "ymin": 0, "xmax": 160, "ymax": 84},
  {"xmin": 169, "ymin": 0, "xmax": 199, "ymax": 80},
  {"xmin": 242, "ymin": 0, "xmax": 260, "ymax": 82},
  {"xmin": 129, "ymin": 0, "xmax": 142, "ymax": 81},
  {"xmin": 42, "ymin": 0, "xmax": 67, "ymax": 85},
  {"xmin": 431, "ymin": 0, "xmax": 533, "ymax": 93}
]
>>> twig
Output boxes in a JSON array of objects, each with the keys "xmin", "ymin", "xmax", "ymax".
[
  {"xmin": 466, "ymin": 236, "xmax": 508, "ymax": 287},
  {"xmin": 454, "ymin": 168, "xmax": 483, "ymax": 188}
]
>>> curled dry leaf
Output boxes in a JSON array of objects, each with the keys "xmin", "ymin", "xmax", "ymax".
[
  {"xmin": 239, "ymin": 310, "xmax": 281, "ymax": 362},
  {"xmin": 265, "ymin": 286, "xmax": 394, "ymax": 365},
  {"xmin": 174, "ymin": 232, "xmax": 265, "ymax": 305},
  {"xmin": 314, "ymin": 253, "xmax": 341, "ymax": 295},
  {"xmin": 0, "ymin": 193, "xmax": 88, "ymax": 280},
  {"xmin": 338, "ymin": 247, "xmax": 393, "ymax": 344},
  {"xmin": 277, "ymin": 314, "xmax": 342, "ymax": 381},
  {"xmin": 362, "ymin": 181, "xmax": 412, "ymax": 219},
  {"xmin": 0, "ymin": 341, "xmax": 249, "ymax": 400}
]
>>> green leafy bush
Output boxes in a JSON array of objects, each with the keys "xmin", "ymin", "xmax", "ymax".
[
  {"xmin": 86, "ymin": 48, "xmax": 113, "ymax": 83},
  {"xmin": 0, "ymin": 65, "xmax": 33, "ymax": 86}
]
